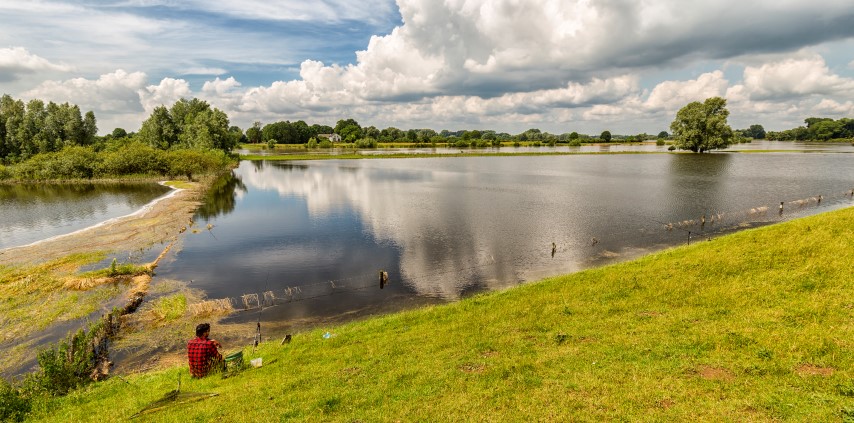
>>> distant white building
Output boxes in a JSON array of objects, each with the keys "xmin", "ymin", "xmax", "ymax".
[{"xmin": 318, "ymin": 133, "xmax": 342, "ymax": 142}]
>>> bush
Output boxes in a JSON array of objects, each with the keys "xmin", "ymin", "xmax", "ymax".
[
  {"xmin": 453, "ymin": 139, "xmax": 470, "ymax": 148},
  {"xmin": 513, "ymin": 141, "xmax": 521, "ymax": 147},
  {"xmin": 568, "ymin": 139, "xmax": 582, "ymax": 147},
  {"xmin": 0, "ymin": 164, "xmax": 10, "ymax": 180},
  {"xmin": 354, "ymin": 138, "xmax": 378, "ymax": 149},
  {"xmin": 97, "ymin": 142, "xmax": 166, "ymax": 177},
  {"xmin": 166, "ymin": 148, "xmax": 231, "ymax": 181},
  {"xmin": 25, "ymin": 320, "xmax": 106, "ymax": 396},
  {"xmin": 0, "ymin": 379, "xmax": 31, "ymax": 422},
  {"xmin": 668, "ymin": 145, "xmax": 676, "ymax": 151},
  {"xmin": 8, "ymin": 149, "xmax": 100, "ymax": 180},
  {"xmin": 306, "ymin": 138, "xmax": 318, "ymax": 149},
  {"xmin": 319, "ymin": 140, "xmax": 333, "ymax": 149},
  {"xmin": 656, "ymin": 139, "xmax": 666, "ymax": 146}
]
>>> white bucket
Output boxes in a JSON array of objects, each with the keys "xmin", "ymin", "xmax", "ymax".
[{"xmin": 250, "ymin": 358, "xmax": 263, "ymax": 368}]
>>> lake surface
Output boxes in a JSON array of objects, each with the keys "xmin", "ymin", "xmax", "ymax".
[
  {"xmin": 0, "ymin": 183, "xmax": 172, "ymax": 250},
  {"xmin": 158, "ymin": 148, "xmax": 854, "ymax": 328}
]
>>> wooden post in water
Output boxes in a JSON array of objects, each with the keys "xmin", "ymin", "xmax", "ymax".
[{"xmin": 379, "ymin": 271, "xmax": 389, "ymax": 289}]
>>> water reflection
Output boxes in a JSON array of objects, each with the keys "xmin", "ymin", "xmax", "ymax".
[
  {"xmin": 0, "ymin": 183, "xmax": 171, "ymax": 249},
  {"xmin": 195, "ymin": 173, "xmax": 246, "ymax": 220},
  {"xmin": 160, "ymin": 152, "xmax": 854, "ymax": 327}
]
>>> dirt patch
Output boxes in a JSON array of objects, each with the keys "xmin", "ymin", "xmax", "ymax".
[
  {"xmin": 796, "ymin": 364, "xmax": 834, "ymax": 377},
  {"xmin": 458, "ymin": 363, "xmax": 486, "ymax": 374},
  {"xmin": 657, "ymin": 398, "xmax": 675, "ymax": 409},
  {"xmin": 697, "ymin": 365, "xmax": 734, "ymax": 381}
]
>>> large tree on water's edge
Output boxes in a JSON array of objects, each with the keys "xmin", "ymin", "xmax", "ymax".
[{"xmin": 670, "ymin": 97, "xmax": 734, "ymax": 153}]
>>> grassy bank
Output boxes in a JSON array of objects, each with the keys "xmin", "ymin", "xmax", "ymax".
[{"xmin": 23, "ymin": 206, "xmax": 854, "ymax": 421}]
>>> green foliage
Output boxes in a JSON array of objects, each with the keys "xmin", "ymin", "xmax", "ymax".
[
  {"xmin": 245, "ymin": 122, "xmax": 263, "ymax": 144},
  {"xmin": 453, "ymin": 139, "xmax": 469, "ymax": 148},
  {"xmin": 25, "ymin": 319, "xmax": 105, "ymax": 396},
  {"xmin": 0, "ymin": 379, "xmax": 31, "ymax": 422},
  {"xmin": 110, "ymin": 128, "xmax": 127, "ymax": 139},
  {"xmin": 656, "ymin": 139, "xmax": 666, "ymax": 146},
  {"xmin": 600, "ymin": 130, "xmax": 612, "ymax": 142},
  {"xmin": 97, "ymin": 141, "xmax": 166, "ymax": 176},
  {"xmin": 334, "ymin": 119, "xmax": 362, "ymax": 142},
  {"xmin": 568, "ymin": 139, "xmax": 582, "ymax": 147},
  {"xmin": 354, "ymin": 138, "xmax": 378, "ymax": 149},
  {"xmin": 306, "ymin": 137, "xmax": 318, "ymax": 149},
  {"xmin": 0, "ymin": 164, "xmax": 10, "ymax": 180},
  {"xmin": 166, "ymin": 148, "xmax": 230, "ymax": 181},
  {"xmin": 138, "ymin": 99, "xmax": 234, "ymax": 152},
  {"xmin": 151, "ymin": 294, "xmax": 187, "ymax": 322},
  {"xmin": 10, "ymin": 147, "xmax": 101, "ymax": 180},
  {"xmin": 318, "ymin": 140, "xmax": 333, "ymax": 149},
  {"xmin": 766, "ymin": 117, "xmax": 853, "ymax": 141},
  {"xmin": 670, "ymin": 97, "xmax": 734, "ymax": 153}
]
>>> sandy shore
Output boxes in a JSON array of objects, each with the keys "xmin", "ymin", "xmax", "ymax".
[{"xmin": 0, "ymin": 182, "xmax": 203, "ymax": 267}]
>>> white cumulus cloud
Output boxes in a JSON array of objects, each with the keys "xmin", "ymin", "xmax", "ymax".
[{"xmin": 0, "ymin": 47, "xmax": 71, "ymax": 82}]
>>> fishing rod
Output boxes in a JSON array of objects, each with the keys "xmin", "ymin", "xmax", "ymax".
[{"xmin": 253, "ymin": 271, "xmax": 269, "ymax": 355}]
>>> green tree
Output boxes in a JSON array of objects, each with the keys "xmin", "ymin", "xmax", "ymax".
[
  {"xmin": 669, "ymin": 97, "xmax": 734, "ymax": 153},
  {"xmin": 111, "ymin": 127, "xmax": 127, "ymax": 139},
  {"xmin": 657, "ymin": 131, "xmax": 669, "ymax": 139},
  {"xmin": 599, "ymin": 130, "xmax": 612, "ymax": 142},
  {"xmin": 746, "ymin": 124, "xmax": 765, "ymax": 140},
  {"xmin": 138, "ymin": 106, "xmax": 178, "ymax": 149},
  {"xmin": 246, "ymin": 121, "xmax": 262, "ymax": 144},
  {"xmin": 82, "ymin": 111, "xmax": 97, "ymax": 145},
  {"xmin": 335, "ymin": 119, "xmax": 362, "ymax": 142}
]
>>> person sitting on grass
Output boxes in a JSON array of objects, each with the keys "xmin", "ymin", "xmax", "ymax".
[{"xmin": 188, "ymin": 323, "xmax": 223, "ymax": 378}]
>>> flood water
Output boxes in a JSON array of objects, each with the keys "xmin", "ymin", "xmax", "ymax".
[
  {"xmin": 0, "ymin": 182, "xmax": 172, "ymax": 250},
  {"xmin": 157, "ymin": 148, "xmax": 854, "ymax": 329}
]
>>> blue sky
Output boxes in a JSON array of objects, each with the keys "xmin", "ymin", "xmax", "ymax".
[{"xmin": 1, "ymin": 0, "xmax": 854, "ymax": 135}]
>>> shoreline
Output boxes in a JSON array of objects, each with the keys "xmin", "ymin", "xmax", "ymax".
[
  {"xmin": 0, "ymin": 182, "xmax": 183, "ymax": 253},
  {"xmin": 0, "ymin": 180, "xmax": 204, "ymax": 267}
]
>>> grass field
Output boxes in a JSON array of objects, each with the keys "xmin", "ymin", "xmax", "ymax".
[{"xmin": 24, "ymin": 206, "xmax": 854, "ymax": 422}]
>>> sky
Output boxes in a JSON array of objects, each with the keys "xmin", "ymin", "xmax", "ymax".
[{"xmin": 1, "ymin": 0, "xmax": 854, "ymax": 135}]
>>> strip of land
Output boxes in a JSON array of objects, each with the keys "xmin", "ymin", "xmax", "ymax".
[
  {"xmin": 0, "ymin": 180, "xmax": 207, "ymax": 376},
  {"xmin": 27, "ymin": 205, "xmax": 854, "ymax": 421}
]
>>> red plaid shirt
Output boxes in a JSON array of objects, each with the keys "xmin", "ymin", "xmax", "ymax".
[{"xmin": 187, "ymin": 336, "xmax": 222, "ymax": 377}]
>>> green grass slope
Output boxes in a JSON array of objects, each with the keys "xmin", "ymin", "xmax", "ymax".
[{"xmin": 32, "ymin": 207, "xmax": 854, "ymax": 422}]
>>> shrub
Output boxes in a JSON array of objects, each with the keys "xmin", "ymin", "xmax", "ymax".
[
  {"xmin": 656, "ymin": 139, "xmax": 666, "ymax": 146},
  {"xmin": 668, "ymin": 145, "xmax": 676, "ymax": 151},
  {"xmin": 306, "ymin": 138, "xmax": 318, "ymax": 149},
  {"xmin": 0, "ymin": 164, "xmax": 10, "ymax": 180},
  {"xmin": 166, "ymin": 148, "xmax": 231, "ymax": 181},
  {"xmin": 25, "ymin": 319, "xmax": 106, "ymax": 396},
  {"xmin": 568, "ymin": 139, "xmax": 582, "ymax": 147},
  {"xmin": 453, "ymin": 139, "xmax": 470, "ymax": 148},
  {"xmin": 97, "ymin": 142, "xmax": 166, "ymax": 177},
  {"xmin": 0, "ymin": 379, "xmax": 31, "ymax": 422},
  {"xmin": 354, "ymin": 138, "xmax": 378, "ymax": 149},
  {"xmin": 319, "ymin": 140, "xmax": 333, "ymax": 149}
]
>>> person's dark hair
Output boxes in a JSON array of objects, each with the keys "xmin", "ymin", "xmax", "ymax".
[{"xmin": 196, "ymin": 323, "xmax": 211, "ymax": 337}]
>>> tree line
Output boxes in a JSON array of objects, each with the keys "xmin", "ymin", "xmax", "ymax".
[
  {"xmin": 0, "ymin": 96, "xmax": 237, "ymax": 180},
  {"xmin": 766, "ymin": 118, "xmax": 854, "ymax": 141},
  {"xmin": 0, "ymin": 95, "xmax": 97, "ymax": 162}
]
